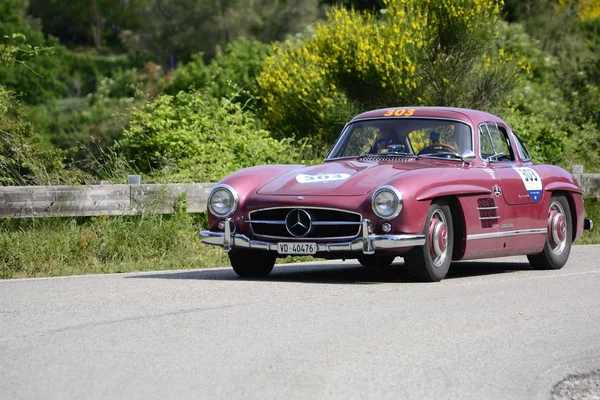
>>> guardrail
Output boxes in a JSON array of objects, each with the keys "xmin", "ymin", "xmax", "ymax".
[
  {"xmin": 571, "ymin": 165, "xmax": 600, "ymax": 198},
  {"xmin": 0, "ymin": 166, "xmax": 598, "ymax": 219},
  {"xmin": 0, "ymin": 183, "xmax": 214, "ymax": 219}
]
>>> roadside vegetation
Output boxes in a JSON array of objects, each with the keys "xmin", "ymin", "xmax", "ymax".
[{"xmin": 1, "ymin": 0, "xmax": 599, "ymax": 278}]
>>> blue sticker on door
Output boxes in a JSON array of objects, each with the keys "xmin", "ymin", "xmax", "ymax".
[{"xmin": 514, "ymin": 167, "xmax": 543, "ymax": 202}]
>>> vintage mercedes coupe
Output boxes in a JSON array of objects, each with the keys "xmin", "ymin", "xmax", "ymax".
[{"xmin": 200, "ymin": 107, "xmax": 593, "ymax": 282}]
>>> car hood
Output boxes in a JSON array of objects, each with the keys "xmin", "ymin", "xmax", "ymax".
[{"xmin": 256, "ymin": 158, "xmax": 441, "ymax": 196}]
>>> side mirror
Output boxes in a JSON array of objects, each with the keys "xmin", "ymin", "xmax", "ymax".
[{"xmin": 461, "ymin": 151, "xmax": 476, "ymax": 166}]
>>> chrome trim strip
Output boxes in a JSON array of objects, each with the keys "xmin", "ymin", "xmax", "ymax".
[
  {"xmin": 199, "ymin": 230, "xmax": 426, "ymax": 253},
  {"xmin": 311, "ymin": 221, "xmax": 363, "ymax": 226},
  {"xmin": 249, "ymin": 206, "xmax": 362, "ymax": 218},
  {"xmin": 479, "ymin": 216, "xmax": 500, "ymax": 220},
  {"xmin": 245, "ymin": 220, "xmax": 363, "ymax": 226},
  {"xmin": 466, "ymin": 228, "xmax": 546, "ymax": 241},
  {"xmin": 362, "ymin": 219, "xmax": 374, "ymax": 254},
  {"xmin": 477, "ymin": 206, "xmax": 498, "ymax": 210},
  {"xmin": 223, "ymin": 218, "xmax": 233, "ymax": 252},
  {"xmin": 250, "ymin": 233, "xmax": 360, "ymax": 241},
  {"xmin": 244, "ymin": 220, "xmax": 286, "ymax": 225}
]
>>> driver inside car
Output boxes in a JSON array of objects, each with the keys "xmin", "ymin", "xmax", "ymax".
[
  {"xmin": 372, "ymin": 128, "xmax": 406, "ymax": 154},
  {"xmin": 417, "ymin": 130, "xmax": 459, "ymax": 155}
]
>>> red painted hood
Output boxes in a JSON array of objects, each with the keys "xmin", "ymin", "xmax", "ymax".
[{"xmin": 256, "ymin": 159, "xmax": 437, "ymax": 196}]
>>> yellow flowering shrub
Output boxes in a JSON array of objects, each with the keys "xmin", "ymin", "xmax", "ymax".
[
  {"xmin": 259, "ymin": 0, "xmax": 518, "ymax": 143},
  {"xmin": 559, "ymin": 0, "xmax": 600, "ymax": 21}
]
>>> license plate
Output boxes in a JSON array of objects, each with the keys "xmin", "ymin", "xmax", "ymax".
[{"xmin": 277, "ymin": 242, "xmax": 317, "ymax": 255}]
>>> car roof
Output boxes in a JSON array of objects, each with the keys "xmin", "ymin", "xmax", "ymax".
[{"xmin": 351, "ymin": 106, "xmax": 505, "ymax": 125}]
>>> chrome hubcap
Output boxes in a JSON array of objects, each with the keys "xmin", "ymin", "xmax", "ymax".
[
  {"xmin": 547, "ymin": 201, "xmax": 567, "ymax": 255},
  {"xmin": 429, "ymin": 210, "xmax": 448, "ymax": 267}
]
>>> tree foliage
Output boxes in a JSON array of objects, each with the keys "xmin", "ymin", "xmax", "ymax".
[
  {"xmin": 498, "ymin": 20, "xmax": 600, "ymax": 170},
  {"xmin": 28, "ymin": 0, "xmax": 149, "ymax": 49},
  {"xmin": 0, "ymin": 86, "xmax": 83, "ymax": 185},
  {"xmin": 164, "ymin": 37, "xmax": 272, "ymax": 104},
  {"xmin": 128, "ymin": 0, "xmax": 319, "ymax": 68},
  {"xmin": 119, "ymin": 90, "xmax": 323, "ymax": 182},
  {"xmin": 258, "ymin": 0, "xmax": 520, "ymax": 142}
]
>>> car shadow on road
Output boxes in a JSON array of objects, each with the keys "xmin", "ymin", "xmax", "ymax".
[{"xmin": 127, "ymin": 259, "xmax": 534, "ymax": 284}]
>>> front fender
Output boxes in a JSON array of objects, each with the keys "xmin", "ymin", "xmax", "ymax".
[
  {"xmin": 381, "ymin": 167, "xmax": 494, "ymax": 235},
  {"xmin": 208, "ymin": 164, "xmax": 304, "ymax": 227},
  {"xmin": 416, "ymin": 184, "xmax": 491, "ymax": 201}
]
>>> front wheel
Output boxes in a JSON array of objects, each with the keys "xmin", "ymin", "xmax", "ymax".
[
  {"xmin": 527, "ymin": 195, "xmax": 572, "ymax": 270},
  {"xmin": 404, "ymin": 201, "xmax": 454, "ymax": 282},
  {"xmin": 228, "ymin": 250, "xmax": 276, "ymax": 277}
]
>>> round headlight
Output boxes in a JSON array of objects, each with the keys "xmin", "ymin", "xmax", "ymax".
[
  {"xmin": 208, "ymin": 184, "xmax": 238, "ymax": 217},
  {"xmin": 372, "ymin": 186, "xmax": 403, "ymax": 220}
]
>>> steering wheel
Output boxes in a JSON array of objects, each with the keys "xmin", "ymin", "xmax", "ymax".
[{"xmin": 417, "ymin": 143, "xmax": 460, "ymax": 156}]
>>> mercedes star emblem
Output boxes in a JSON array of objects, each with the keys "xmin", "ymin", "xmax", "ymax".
[{"xmin": 285, "ymin": 209, "xmax": 312, "ymax": 237}]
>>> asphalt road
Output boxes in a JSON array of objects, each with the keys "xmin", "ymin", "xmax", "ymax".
[{"xmin": 1, "ymin": 245, "xmax": 600, "ymax": 400}]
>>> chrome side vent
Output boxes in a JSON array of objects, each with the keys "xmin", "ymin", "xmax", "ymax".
[{"xmin": 477, "ymin": 198, "xmax": 499, "ymax": 228}]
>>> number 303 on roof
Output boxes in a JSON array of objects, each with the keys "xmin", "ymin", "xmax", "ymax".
[{"xmin": 384, "ymin": 109, "xmax": 415, "ymax": 117}]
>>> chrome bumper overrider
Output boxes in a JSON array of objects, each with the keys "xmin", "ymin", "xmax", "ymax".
[
  {"xmin": 199, "ymin": 218, "xmax": 425, "ymax": 254},
  {"xmin": 584, "ymin": 218, "xmax": 593, "ymax": 231}
]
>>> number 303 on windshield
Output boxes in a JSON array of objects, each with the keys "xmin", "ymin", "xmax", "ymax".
[{"xmin": 384, "ymin": 109, "xmax": 415, "ymax": 117}]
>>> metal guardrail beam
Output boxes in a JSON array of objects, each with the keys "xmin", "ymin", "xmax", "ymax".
[
  {"xmin": 0, "ymin": 183, "xmax": 215, "ymax": 219},
  {"xmin": 572, "ymin": 165, "xmax": 600, "ymax": 198}
]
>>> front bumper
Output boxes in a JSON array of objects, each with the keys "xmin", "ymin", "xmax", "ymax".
[
  {"xmin": 584, "ymin": 218, "xmax": 593, "ymax": 230},
  {"xmin": 199, "ymin": 218, "xmax": 426, "ymax": 255}
]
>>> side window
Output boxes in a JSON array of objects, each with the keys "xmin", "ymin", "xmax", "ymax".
[
  {"xmin": 513, "ymin": 131, "xmax": 532, "ymax": 162},
  {"xmin": 479, "ymin": 125, "xmax": 494, "ymax": 154},
  {"xmin": 478, "ymin": 122, "xmax": 514, "ymax": 162}
]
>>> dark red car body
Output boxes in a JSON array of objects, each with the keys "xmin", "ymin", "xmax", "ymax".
[{"xmin": 201, "ymin": 107, "xmax": 592, "ymax": 281}]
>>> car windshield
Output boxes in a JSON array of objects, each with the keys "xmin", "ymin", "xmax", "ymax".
[{"xmin": 327, "ymin": 118, "xmax": 473, "ymax": 159}]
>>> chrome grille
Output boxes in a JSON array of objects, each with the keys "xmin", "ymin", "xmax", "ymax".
[{"xmin": 247, "ymin": 207, "xmax": 362, "ymax": 240}]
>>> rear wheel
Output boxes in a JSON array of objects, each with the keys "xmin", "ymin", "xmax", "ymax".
[
  {"xmin": 404, "ymin": 201, "xmax": 453, "ymax": 282},
  {"xmin": 357, "ymin": 254, "xmax": 396, "ymax": 267},
  {"xmin": 228, "ymin": 250, "xmax": 276, "ymax": 277},
  {"xmin": 527, "ymin": 195, "xmax": 572, "ymax": 270}
]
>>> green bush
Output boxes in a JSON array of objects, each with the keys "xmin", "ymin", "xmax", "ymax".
[
  {"xmin": 0, "ymin": 0, "xmax": 139, "ymax": 104},
  {"xmin": 61, "ymin": 52, "xmax": 136, "ymax": 97},
  {"xmin": 26, "ymin": 76, "xmax": 145, "ymax": 153},
  {"xmin": 498, "ymin": 19, "xmax": 600, "ymax": 171},
  {"xmin": 258, "ymin": 0, "xmax": 519, "ymax": 142},
  {"xmin": 164, "ymin": 37, "xmax": 272, "ymax": 105},
  {"xmin": 0, "ymin": 86, "xmax": 84, "ymax": 185},
  {"xmin": 119, "ymin": 89, "xmax": 324, "ymax": 182}
]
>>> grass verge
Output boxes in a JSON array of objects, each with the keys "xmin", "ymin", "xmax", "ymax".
[
  {"xmin": 0, "ymin": 212, "xmax": 227, "ymax": 279},
  {"xmin": 1, "ymin": 198, "xmax": 598, "ymax": 279}
]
